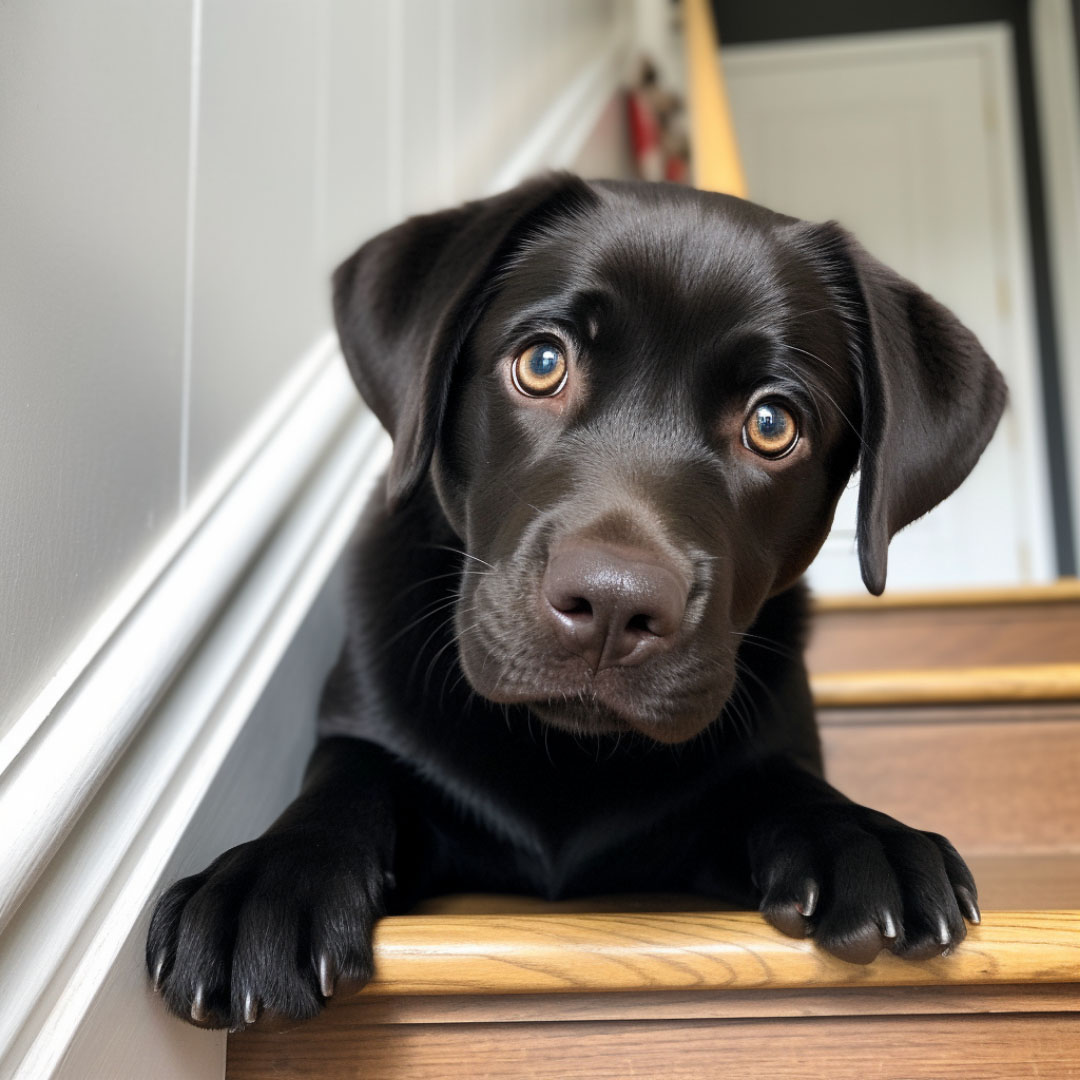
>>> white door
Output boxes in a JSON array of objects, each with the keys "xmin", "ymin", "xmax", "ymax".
[{"xmin": 723, "ymin": 26, "xmax": 1055, "ymax": 594}]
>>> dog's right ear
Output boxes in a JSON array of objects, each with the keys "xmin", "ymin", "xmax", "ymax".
[{"xmin": 333, "ymin": 173, "xmax": 595, "ymax": 510}]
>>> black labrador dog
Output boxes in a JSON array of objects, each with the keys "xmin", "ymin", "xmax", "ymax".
[{"xmin": 148, "ymin": 175, "xmax": 1004, "ymax": 1029}]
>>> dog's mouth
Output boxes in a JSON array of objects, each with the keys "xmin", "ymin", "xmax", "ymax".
[
  {"xmin": 458, "ymin": 622, "xmax": 735, "ymax": 745},
  {"xmin": 524, "ymin": 692, "xmax": 727, "ymax": 745}
]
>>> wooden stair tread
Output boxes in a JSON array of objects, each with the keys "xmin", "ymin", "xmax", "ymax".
[
  {"xmin": 411, "ymin": 854, "xmax": 1078, "ymax": 915},
  {"xmin": 358, "ymin": 908, "xmax": 1080, "ymax": 998},
  {"xmin": 354, "ymin": 853, "xmax": 1080, "ymax": 997},
  {"xmin": 810, "ymin": 662, "xmax": 1080, "ymax": 706},
  {"xmin": 813, "ymin": 579, "xmax": 1080, "ymax": 611}
]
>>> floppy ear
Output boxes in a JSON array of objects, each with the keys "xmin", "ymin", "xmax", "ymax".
[
  {"xmin": 332, "ymin": 173, "xmax": 595, "ymax": 509},
  {"xmin": 818, "ymin": 225, "xmax": 1008, "ymax": 595}
]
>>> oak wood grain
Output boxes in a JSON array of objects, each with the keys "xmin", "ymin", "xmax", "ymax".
[
  {"xmin": 353, "ymin": 910, "xmax": 1080, "ymax": 997},
  {"xmin": 810, "ymin": 663, "xmax": 1080, "ymax": 706},
  {"xmin": 299, "ymin": 982, "xmax": 1080, "ymax": 1028},
  {"xmin": 813, "ymin": 579, "xmax": 1080, "ymax": 610},
  {"xmin": 407, "ymin": 855, "xmax": 1080, "ymax": 916},
  {"xmin": 817, "ymin": 701, "xmax": 1080, "ymax": 726},
  {"xmin": 227, "ymin": 1013, "xmax": 1080, "ymax": 1079}
]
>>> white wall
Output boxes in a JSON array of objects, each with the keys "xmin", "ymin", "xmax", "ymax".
[{"xmin": 0, "ymin": 3, "xmax": 635, "ymax": 1077}]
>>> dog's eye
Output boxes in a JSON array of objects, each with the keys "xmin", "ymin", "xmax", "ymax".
[
  {"xmin": 512, "ymin": 343, "xmax": 568, "ymax": 397},
  {"xmin": 743, "ymin": 402, "xmax": 798, "ymax": 458}
]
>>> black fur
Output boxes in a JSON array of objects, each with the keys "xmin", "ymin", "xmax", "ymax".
[{"xmin": 148, "ymin": 176, "xmax": 1003, "ymax": 1028}]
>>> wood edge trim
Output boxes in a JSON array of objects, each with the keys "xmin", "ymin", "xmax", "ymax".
[
  {"xmin": 361, "ymin": 909, "xmax": 1080, "ymax": 997},
  {"xmin": 810, "ymin": 663, "xmax": 1080, "ymax": 706},
  {"xmin": 325, "ymin": 981, "xmax": 1080, "ymax": 1026},
  {"xmin": 813, "ymin": 579, "xmax": 1080, "ymax": 612}
]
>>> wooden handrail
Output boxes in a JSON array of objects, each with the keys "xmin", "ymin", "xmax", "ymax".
[
  {"xmin": 810, "ymin": 662, "xmax": 1080, "ymax": 707},
  {"xmin": 363, "ymin": 910, "xmax": 1080, "ymax": 996},
  {"xmin": 683, "ymin": 0, "xmax": 747, "ymax": 197}
]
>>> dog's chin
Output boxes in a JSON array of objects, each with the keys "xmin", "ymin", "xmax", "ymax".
[{"xmin": 525, "ymin": 697, "xmax": 718, "ymax": 745}]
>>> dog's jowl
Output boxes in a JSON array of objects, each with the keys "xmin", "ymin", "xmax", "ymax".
[{"xmin": 148, "ymin": 176, "xmax": 1003, "ymax": 1028}]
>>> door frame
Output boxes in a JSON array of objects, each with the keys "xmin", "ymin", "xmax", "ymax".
[{"xmin": 1031, "ymin": 0, "xmax": 1080, "ymax": 578}]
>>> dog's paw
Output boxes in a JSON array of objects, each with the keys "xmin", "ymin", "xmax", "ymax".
[
  {"xmin": 146, "ymin": 831, "xmax": 387, "ymax": 1029},
  {"xmin": 748, "ymin": 804, "xmax": 980, "ymax": 964}
]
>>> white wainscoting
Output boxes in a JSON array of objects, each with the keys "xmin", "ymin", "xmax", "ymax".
[{"xmin": 0, "ymin": 2, "xmax": 635, "ymax": 1076}]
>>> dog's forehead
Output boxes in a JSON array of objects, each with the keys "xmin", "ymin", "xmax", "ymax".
[
  {"xmin": 590, "ymin": 182, "xmax": 792, "ymax": 282},
  {"xmin": 505, "ymin": 184, "xmax": 817, "ymax": 338}
]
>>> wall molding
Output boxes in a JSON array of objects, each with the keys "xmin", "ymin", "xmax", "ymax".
[
  {"xmin": 0, "ymin": 335, "xmax": 352, "ymax": 938},
  {"xmin": 1, "ymin": 337, "xmax": 335, "ymax": 780},
  {"xmin": 0, "ymin": 341, "xmax": 390, "ymax": 1076},
  {"xmin": 5, "ymin": 376, "xmax": 390, "ymax": 1080}
]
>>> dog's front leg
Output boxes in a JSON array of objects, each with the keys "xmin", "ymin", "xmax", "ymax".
[
  {"xmin": 146, "ymin": 736, "xmax": 395, "ymax": 1029},
  {"xmin": 730, "ymin": 756, "xmax": 981, "ymax": 964}
]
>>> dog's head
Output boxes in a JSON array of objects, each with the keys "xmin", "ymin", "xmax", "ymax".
[{"xmin": 334, "ymin": 175, "xmax": 1005, "ymax": 743}]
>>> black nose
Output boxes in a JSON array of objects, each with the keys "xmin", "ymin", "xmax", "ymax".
[{"xmin": 542, "ymin": 541, "xmax": 689, "ymax": 670}]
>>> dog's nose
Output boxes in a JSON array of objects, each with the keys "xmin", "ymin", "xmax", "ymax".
[{"xmin": 542, "ymin": 542, "xmax": 689, "ymax": 669}]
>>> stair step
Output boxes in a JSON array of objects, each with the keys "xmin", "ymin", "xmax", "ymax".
[
  {"xmin": 356, "ymin": 907, "xmax": 1080, "ymax": 997},
  {"xmin": 226, "ymin": 587, "xmax": 1080, "ymax": 1076},
  {"xmin": 813, "ymin": 663, "xmax": 1080, "ymax": 705},
  {"xmin": 808, "ymin": 580, "xmax": 1080, "ymax": 673},
  {"xmin": 226, "ymin": 852, "xmax": 1080, "ymax": 1079},
  {"xmin": 226, "ymin": 1013, "xmax": 1080, "ymax": 1080},
  {"xmin": 820, "ymin": 702, "xmax": 1080, "ymax": 854}
]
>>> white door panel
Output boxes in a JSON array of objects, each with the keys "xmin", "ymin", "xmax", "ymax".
[{"xmin": 724, "ymin": 26, "xmax": 1053, "ymax": 593}]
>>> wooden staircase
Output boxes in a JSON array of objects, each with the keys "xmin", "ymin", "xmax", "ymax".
[{"xmin": 226, "ymin": 584, "xmax": 1080, "ymax": 1079}]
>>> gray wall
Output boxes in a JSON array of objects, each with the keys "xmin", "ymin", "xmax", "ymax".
[{"xmin": 0, "ymin": 0, "xmax": 629, "ymax": 732}]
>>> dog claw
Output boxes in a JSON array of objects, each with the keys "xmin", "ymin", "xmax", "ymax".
[
  {"xmin": 956, "ymin": 886, "xmax": 981, "ymax": 924},
  {"xmin": 318, "ymin": 953, "xmax": 336, "ymax": 999},
  {"xmin": 936, "ymin": 917, "xmax": 951, "ymax": 947},
  {"xmin": 881, "ymin": 910, "xmax": 898, "ymax": 940},
  {"xmin": 795, "ymin": 880, "xmax": 819, "ymax": 918},
  {"xmin": 191, "ymin": 985, "xmax": 209, "ymax": 1024},
  {"xmin": 243, "ymin": 992, "xmax": 259, "ymax": 1025},
  {"xmin": 151, "ymin": 953, "xmax": 167, "ymax": 992}
]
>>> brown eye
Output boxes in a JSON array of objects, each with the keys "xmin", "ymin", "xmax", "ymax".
[
  {"xmin": 512, "ymin": 343, "xmax": 567, "ymax": 397},
  {"xmin": 743, "ymin": 401, "xmax": 798, "ymax": 458}
]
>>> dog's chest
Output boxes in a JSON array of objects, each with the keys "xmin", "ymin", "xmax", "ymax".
[{"xmin": 395, "ymin": 740, "xmax": 724, "ymax": 900}]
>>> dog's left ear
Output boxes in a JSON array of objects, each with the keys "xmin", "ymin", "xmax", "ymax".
[
  {"xmin": 810, "ymin": 224, "xmax": 1008, "ymax": 595},
  {"xmin": 333, "ymin": 173, "xmax": 595, "ymax": 510}
]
